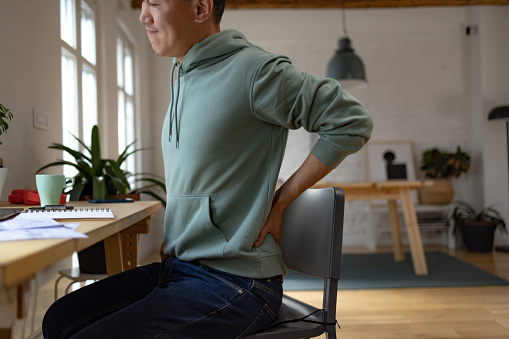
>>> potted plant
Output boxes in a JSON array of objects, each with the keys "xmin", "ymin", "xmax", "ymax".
[
  {"xmin": 0, "ymin": 104, "xmax": 14, "ymax": 197},
  {"xmin": 419, "ymin": 146, "xmax": 471, "ymax": 204},
  {"xmin": 38, "ymin": 124, "xmax": 166, "ymax": 274},
  {"xmin": 450, "ymin": 201, "xmax": 507, "ymax": 252},
  {"xmin": 37, "ymin": 125, "xmax": 166, "ymax": 205}
]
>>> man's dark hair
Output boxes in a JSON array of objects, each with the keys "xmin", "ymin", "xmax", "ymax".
[{"xmin": 213, "ymin": 0, "xmax": 226, "ymax": 24}]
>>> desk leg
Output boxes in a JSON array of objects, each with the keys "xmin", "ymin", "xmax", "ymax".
[
  {"xmin": 388, "ymin": 200, "xmax": 405, "ymax": 262},
  {"xmin": 0, "ymin": 279, "xmax": 33, "ymax": 339},
  {"xmin": 104, "ymin": 233, "xmax": 123, "ymax": 277},
  {"xmin": 120, "ymin": 217, "xmax": 151, "ymax": 271},
  {"xmin": 104, "ymin": 216, "xmax": 152, "ymax": 277},
  {"xmin": 0, "ymin": 329, "xmax": 12, "ymax": 339},
  {"xmin": 0, "ymin": 287, "xmax": 15, "ymax": 339},
  {"xmin": 400, "ymin": 188, "xmax": 428, "ymax": 275}
]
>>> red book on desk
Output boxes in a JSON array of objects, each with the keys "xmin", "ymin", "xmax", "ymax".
[{"xmin": 8, "ymin": 189, "xmax": 67, "ymax": 205}]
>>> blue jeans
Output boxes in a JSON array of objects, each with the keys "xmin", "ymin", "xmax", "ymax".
[{"xmin": 43, "ymin": 257, "xmax": 282, "ymax": 338}]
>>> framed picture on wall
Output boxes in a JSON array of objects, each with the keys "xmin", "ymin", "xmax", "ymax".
[{"xmin": 365, "ymin": 141, "xmax": 418, "ymax": 203}]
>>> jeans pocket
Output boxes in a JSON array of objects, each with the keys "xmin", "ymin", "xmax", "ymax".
[
  {"xmin": 237, "ymin": 303, "xmax": 279, "ymax": 338},
  {"xmin": 252, "ymin": 280, "xmax": 283, "ymax": 304}
]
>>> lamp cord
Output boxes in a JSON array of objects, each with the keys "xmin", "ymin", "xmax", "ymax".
[
  {"xmin": 342, "ymin": 0, "xmax": 348, "ymax": 36},
  {"xmin": 506, "ymin": 121, "xmax": 509, "ymax": 209}
]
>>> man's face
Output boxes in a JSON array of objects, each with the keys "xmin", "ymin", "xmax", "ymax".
[{"xmin": 139, "ymin": 0, "xmax": 197, "ymax": 60}]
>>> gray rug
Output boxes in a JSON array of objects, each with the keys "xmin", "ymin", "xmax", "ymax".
[{"xmin": 283, "ymin": 251, "xmax": 509, "ymax": 290}]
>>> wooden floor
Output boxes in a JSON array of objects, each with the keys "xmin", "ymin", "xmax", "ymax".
[
  {"xmin": 12, "ymin": 246, "xmax": 509, "ymax": 339},
  {"xmin": 285, "ymin": 246, "xmax": 509, "ymax": 339}
]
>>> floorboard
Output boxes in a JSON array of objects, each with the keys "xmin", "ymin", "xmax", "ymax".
[{"xmin": 284, "ymin": 246, "xmax": 509, "ymax": 338}]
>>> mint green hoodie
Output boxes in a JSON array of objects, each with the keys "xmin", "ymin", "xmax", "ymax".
[{"xmin": 162, "ymin": 29, "xmax": 372, "ymax": 279}]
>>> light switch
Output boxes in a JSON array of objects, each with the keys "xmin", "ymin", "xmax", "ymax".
[{"xmin": 33, "ymin": 107, "xmax": 50, "ymax": 131}]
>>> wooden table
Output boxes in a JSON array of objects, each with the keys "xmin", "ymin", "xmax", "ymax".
[
  {"xmin": 313, "ymin": 181, "xmax": 432, "ymax": 276},
  {"xmin": 0, "ymin": 201, "xmax": 162, "ymax": 339}
]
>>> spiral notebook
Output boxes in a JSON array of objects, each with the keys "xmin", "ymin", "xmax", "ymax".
[{"xmin": 20, "ymin": 208, "xmax": 114, "ymax": 219}]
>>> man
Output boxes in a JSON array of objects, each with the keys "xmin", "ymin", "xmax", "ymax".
[{"xmin": 43, "ymin": 0, "xmax": 372, "ymax": 338}]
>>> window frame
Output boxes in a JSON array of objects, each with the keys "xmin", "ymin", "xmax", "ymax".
[
  {"xmin": 116, "ymin": 22, "xmax": 140, "ymax": 182},
  {"xmin": 60, "ymin": 0, "xmax": 99, "ymax": 160}
]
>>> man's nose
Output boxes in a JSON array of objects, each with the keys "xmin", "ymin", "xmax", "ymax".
[{"xmin": 139, "ymin": 2, "xmax": 153, "ymax": 24}]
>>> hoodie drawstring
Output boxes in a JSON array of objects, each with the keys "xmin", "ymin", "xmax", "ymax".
[{"xmin": 169, "ymin": 60, "xmax": 182, "ymax": 148}]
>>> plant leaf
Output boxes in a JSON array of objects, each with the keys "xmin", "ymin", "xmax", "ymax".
[
  {"xmin": 69, "ymin": 178, "xmax": 86, "ymax": 201},
  {"xmin": 90, "ymin": 125, "xmax": 101, "ymax": 170}
]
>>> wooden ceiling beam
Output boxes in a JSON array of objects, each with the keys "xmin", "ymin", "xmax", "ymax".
[
  {"xmin": 226, "ymin": 0, "xmax": 508, "ymax": 8},
  {"xmin": 132, "ymin": 0, "xmax": 508, "ymax": 9}
]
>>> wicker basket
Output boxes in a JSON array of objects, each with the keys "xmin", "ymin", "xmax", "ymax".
[{"xmin": 419, "ymin": 179, "xmax": 454, "ymax": 205}]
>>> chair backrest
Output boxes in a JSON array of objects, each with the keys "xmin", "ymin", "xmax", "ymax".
[
  {"xmin": 281, "ymin": 187, "xmax": 345, "ymax": 280},
  {"xmin": 246, "ymin": 187, "xmax": 345, "ymax": 339}
]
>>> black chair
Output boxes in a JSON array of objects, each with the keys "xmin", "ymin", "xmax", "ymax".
[{"xmin": 247, "ymin": 187, "xmax": 345, "ymax": 339}]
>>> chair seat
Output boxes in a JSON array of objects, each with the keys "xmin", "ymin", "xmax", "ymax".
[
  {"xmin": 58, "ymin": 267, "xmax": 108, "ymax": 282},
  {"xmin": 54, "ymin": 268, "xmax": 107, "ymax": 300},
  {"xmin": 246, "ymin": 294, "xmax": 325, "ymax": 338}
]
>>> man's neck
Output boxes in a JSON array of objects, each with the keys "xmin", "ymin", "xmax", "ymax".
[{"xmin": 177, "ymin": 25, "xmax": 220, "ymax": 63}]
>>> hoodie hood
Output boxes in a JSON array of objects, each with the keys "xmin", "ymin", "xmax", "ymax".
[
  {"xmin": 179, "ymin": 29, "xmax": 253, "ymax": 73},
  {"xmin": 168, "ymin": 30, "xmax": 253, "ymax": 145}
]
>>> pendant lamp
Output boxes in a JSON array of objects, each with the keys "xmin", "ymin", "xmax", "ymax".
[{"xmin": 326, "ymin": 4, "xmax": 367, "ymax": 90}]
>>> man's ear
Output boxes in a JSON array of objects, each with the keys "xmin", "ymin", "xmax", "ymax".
[{"xmin": 195, "ymin": 0, "xmax": 213, "ymax": 23}]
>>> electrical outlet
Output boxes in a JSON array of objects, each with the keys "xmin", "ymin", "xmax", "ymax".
[{"xmin": 33, "ymin": 107, "xmax": 50, "ymax": 131}]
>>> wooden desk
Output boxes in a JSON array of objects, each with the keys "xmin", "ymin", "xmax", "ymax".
[
  {"xmin": 313, "ymin": 181, "xmax": 432, "ymax": 276},
  {"xmin": 0, "ymin": 201, "xmax": 162, "ymax": 338}
]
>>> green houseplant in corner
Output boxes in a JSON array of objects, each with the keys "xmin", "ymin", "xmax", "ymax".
[
  {"xmin": 0, "ymin": 104, "xmax": 14, "ymax": 197},
  {"xmin": 419, "ymin": 146, "xmax": 471, "ymax": 204},
  {"xmin": 450, "ymin": 201, "xmax": 507, "ymax": 252}
]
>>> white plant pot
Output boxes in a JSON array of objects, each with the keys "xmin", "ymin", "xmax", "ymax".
[{"xmin": 0, "ymin": 168, "xmax": 7, "ymax": 199}]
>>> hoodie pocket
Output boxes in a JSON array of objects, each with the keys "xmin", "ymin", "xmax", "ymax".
[{"xmin": 165, "ymin": 194, "xmax": 228, "ymax": 259}]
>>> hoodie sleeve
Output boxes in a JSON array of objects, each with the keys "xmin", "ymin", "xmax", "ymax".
[{"xmin": 250, "ymin": 55, "xmax": 373, "ymax": 169}]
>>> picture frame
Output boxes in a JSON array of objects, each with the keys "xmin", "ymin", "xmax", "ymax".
[{"xmin": 365, "ymin": 141, "xmax": 418, "ymax": 203}]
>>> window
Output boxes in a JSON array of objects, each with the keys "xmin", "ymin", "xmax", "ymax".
[
  {"xmin": 60, "ymin": 0, "xmax": 98, "ymax": 177},
  {"xmin": 117, "ymin": 33, "xmax": 136, "ymax": 178}
]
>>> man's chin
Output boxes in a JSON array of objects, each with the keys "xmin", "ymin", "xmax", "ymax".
[
  {"xmin": 151, "ymin": 49, "xmax": 165, "ymax": 57},
  {"xmin": 150, "ymin": 45, "xmax": 167, "ymax": 57}
]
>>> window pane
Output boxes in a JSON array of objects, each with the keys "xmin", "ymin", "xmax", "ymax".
[
  {"xmin": 126, "ymin": 98, "xmax": 135, "ymax": 148},
  {"xmin": 124, "ymin": 48, "xmax": 133, "ymax": 96},
  {"xmin": 117, "ymin": 31, "xmax": 136, "ymax": 182},
  {"xmin": 82, "ymin": 65, "xmax": 98, "ymax": 145},
  {"xmin": 118, "ymin": 90, "xmax": 126, "ymax": 154},
  {"xmin": 81, "ymin": 1, "xmax": 96, "ymax": 65},
  {"xmin": 125, "ymin": 97, "xmax": 135, "ymax": 182},
  {"xmin": 61, "ymin": 48, "xmax": 79, "ymax": 178},
  {"xmin": 116, "ymin": 39, "xmax": 124, "ymax": 88},
  {"xmin": 60, "ymin": 0, "xmax": 76, "ymax": 48}
]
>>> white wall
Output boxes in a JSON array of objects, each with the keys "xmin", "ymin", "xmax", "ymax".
[
  {"xmin": 0, "ymin": 0, "xmax": 62, "ymax": 192},
  {"xmin": 480, "ymin": 7, "xmax": 509, "ymax": 246}
]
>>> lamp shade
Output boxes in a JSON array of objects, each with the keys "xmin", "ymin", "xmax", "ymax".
[
  {"xmin": 488, "ymin": 106, "xmax": 509, "ymax": 120},
  {"xmin": 327, "ymin": 37, "xmax": 367, "ymax": 90}
]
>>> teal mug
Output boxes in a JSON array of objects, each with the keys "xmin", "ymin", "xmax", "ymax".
[{"xmin": 36, "ymin": 174, "xmax": 75, "ymax": 206}]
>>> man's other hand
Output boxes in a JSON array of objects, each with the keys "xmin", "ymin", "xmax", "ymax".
[{"xmin": 160, "ymin": 242, "xmax": 170, "ymax": 262}]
